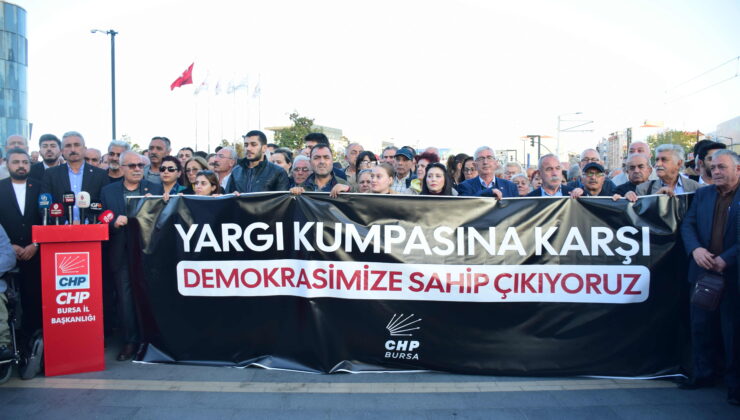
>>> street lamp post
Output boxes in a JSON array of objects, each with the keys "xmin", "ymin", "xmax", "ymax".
[{"xmin": 91, "ymin": 29, "xmax": 118, "ymax": 140}]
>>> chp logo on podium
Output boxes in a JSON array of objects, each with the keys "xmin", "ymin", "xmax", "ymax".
[{"xmin": 55, "ymin": 252, "xmax": 90, "ymax": 291}]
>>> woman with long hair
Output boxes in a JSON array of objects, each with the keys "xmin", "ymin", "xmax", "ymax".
[
  {"xmin": 447, "ymin": 153, "xmax": 468, "ymax": 186},
  {"xmin": 421, "ymin": 162, "xmax": 455, "ymax": 196},
  {"xmin": 459, "ymin": 156, "xmax": 478, "ymax": 184},
  {"xmin": 371, "ymin": 163, "xmax": 396, "ymax": 195},
  {"xmin": 182, "ymin": 156, "xmax": 209, "ymax": 194}
]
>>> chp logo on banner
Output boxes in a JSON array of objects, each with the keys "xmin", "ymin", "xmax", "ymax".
[
  {"xmin": 385, "ymin": 313, "xmax": 422, "ymax": 361},
  {"xmin": 55, "ymin": 252, "xmax": 90, "ymax": 290}
]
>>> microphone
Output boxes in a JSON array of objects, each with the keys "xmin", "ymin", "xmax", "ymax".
[
  {"xmin": 38, "ymin": 193, "xmax": 52, "ymax": 226},
  {"xmin": 77, "ymin": 192, "xmax": 91, "ymax": 224},
  {"xmin": 62, "ymin": 191, "xmax": 76, "ymax": 224},
  {"xmin": 89, "ymin": 202, "xmax": 103, "ymax": 223},
  {"xmin": 97, "ymin": 210, "xmax": 114, "ymax": 224},
  {"xmin": 50, "ymin": 203, "xmax": 64, "ymax": 225}
]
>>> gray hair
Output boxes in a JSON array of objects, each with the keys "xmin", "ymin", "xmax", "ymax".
[
  {"xmin": 220, "ymin": 146, "xmax": 237, "ymax": 160},
  {"xmin": 473, "ymin": 146, "xmax": 493, "ymax": 160},
  {"xmin": 62, "ymin": 131, "xmax": 85, "ymax": 146},
  {"xmin": 579, "ymin": 148, "xmax": 599, "ymax": 161},
  {"xmin": 711, "ymin": 149, "xmax": 740, "ymax": 165},
  {"xmin": 567, "ymin": 165, "xmax": 581, "ymax": 181},
  {"xmin": 108, "ymin": 139, "xmax": 130, "ymax": 153},
  {"xmin": 293, "ymin": 155, "xmax": 310, "ymax": 166},
  {"xmin": 655, "ymin": 143, "xmax": 685, "ymax": 163},
  {"xmin": 511, "ymin": 172, "xmax": 529, "ymax": 183},
  {"xmin": 119, "ymin": 150, "xmax": 142, "ymax": 165},
  {"xmin": 537, "ymin": 153, "xmax": 559, "ymax": 170},
  {"xmin": 505, "ymin": 162, "xmax": 523, "ymax": 173},
  {"xmin": 626, "ymin": 153, "xmax": 651, "ymax": 165}
]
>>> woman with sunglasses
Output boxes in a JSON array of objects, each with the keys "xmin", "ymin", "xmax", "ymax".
[
  {"xmin": 194, "ymin": 170, "xmax": 222, "ymax": 196},
  {"xmin": 159, "ymin": 156, "xmax": 185, "ymax": 195},
  {"xmin": 181, "ymin": 156, "xmax": 209, "ymax": 194}
]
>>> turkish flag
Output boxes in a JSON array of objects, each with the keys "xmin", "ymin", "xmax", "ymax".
[{"xmin": 170, "ymin": 63, "xmax": 194, "ymax": 90}]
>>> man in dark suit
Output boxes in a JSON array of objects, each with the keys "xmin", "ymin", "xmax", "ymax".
[
  {"xmin": 101, "ymin": 151, "xmax": 163, "ymax": 361},
  {"xmin": 457, "ymin": 146, "xmax": 518, "ymax": 199},
  {"xmin": 680, "ymin": 149, "xmax": 740, "ymax": 405},
  {"xmin": 0, "ymin": 148, "xmax": 42, "ymax": 342},
  {"xmin": 41, "ymin": 131, "xmax": 109, "ymax": 223},
  {"xmin": 28, "ymin": 134, "xmax": 63, "ymax": 181},
  {"xmin": 527, "ymin": 154, "xmax": 575, "ymax": 197}
]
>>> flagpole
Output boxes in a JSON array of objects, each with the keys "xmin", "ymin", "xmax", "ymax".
[
  {"xmin": 232, "ymin": 90, "xmax": 236, "ymax": 141},
  {"xmin": 194, "ymin": 96, "xmax": 198, "ymax": 151},
  {"xmin": 207, "ymin": 91, "xmax": 211, "ymax": 153}
]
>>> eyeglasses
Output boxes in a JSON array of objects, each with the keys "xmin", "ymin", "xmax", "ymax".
[
  {"xmin": 161, "ymin": 166, "xmax": 179, "ymax": 173},
  {"xmin": 124, "ymin": 163, "xmax": 145, "ymax": 169},
  {"xmin": 208, "ymin": 162, "xmax": 217, "ymax": 167},
  {"xmin": 583, "ymin": 172, "xmax": 605, "ymax": 178},
  {"xmin": 581, "ymin": 157, "xmax": 600, "ymax": 163}
]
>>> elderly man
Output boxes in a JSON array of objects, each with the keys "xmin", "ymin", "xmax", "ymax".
[
  {"xmin": 101, "ymin": 151, "xmax": 163, "ymax": 361},
  {"xmin": 614, "ymin": 153, "xmax": 653, "ymax": 196},
  {"xmin": 29, "ymin": 134, "xmax": 63, "ymax": 180},
  {"xmin": 693, "ymin": 141, "xmax": 727, "ymax": 185},
  {"xmin": 41, "ymin": 131, "xmax": 109, "ymax": 223},
  {"xmin": 625, "ymin": 144, "xmax": 700, "ymax": 201},
  {"xmin": 568, "ymin": 148, "xmax": 617, "ymax": 194},
  {"xmin": 679, "ymin": 149, "xmax": 740, "ymax": 405},
  {"xmin": 503, "ymin": 162, "xmax": 523, "ymax": 181},
  {"xmin": 569, "ymin": 162, "xmax": 612, "ymax": 197},
  {"xmin": 289, "ymin": 155, "xmax": 311, "ymax": 187},
  {"xmin": 226, "ymin": 130, "xmax": 289, "ymax": 193},
  {"xmin": 143, "ymin": 136, "xmax": 171, "ymax": 184},
  {"xmin": 613, "ymin": 141, "xmax": 658, "ymax": 185},
  {"xmin": 458, "ymin": 146, "xmax": 518, "ymax": 199},
  {"xmin": 527, "ymin": 154, "xmax": 575, "ymax": 197},
  {"xmin": 213, "ymin": 146, "xmax": 237, "ymax": 191},
  {"xmin": 391, "ymin": 148, "xmax": 416, "ymax": 193},
  {"xmin": 0, "ymin": 135, "xmax": 29, "ymax": 179},
  {"xmin": 84, "ymin": 148, "xmax": 103, "ymax": 168},
  {"xmin": 290, "ymin": 143, "xmax": 351, "ymax": 196},
  {"xmin": 106, "ymin": 140, "xmax": 130, "ymax": 183},
  {"xmin": 343, "ymin": 142, "xmax": 363, "ymax": 186},
  {"xmin": 381, "ymin": 146, "xmax": 398, "ymax": 165}
]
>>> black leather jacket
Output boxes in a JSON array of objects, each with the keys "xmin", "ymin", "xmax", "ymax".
[{"xmin": 226, "ymin": 158, "xmax": 290, "ymax": 193}]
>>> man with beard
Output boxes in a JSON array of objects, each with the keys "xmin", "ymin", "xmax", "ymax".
[
  {"xmin": 613, "ymin": 153, "xmax": 653, "ymax": 196},
  {"xmin": 142, "ymin": 136, "xmax": 171, "ymax": 184},
  {"xmin": 106, "ymin": 140, "xmax": 130, "ymax": 183},
  {"xmin": 289, "ymin": 143, "xmax": 351, "ymax": 195},
  {"xmin": 0, "ymin": 148, "xmax": 42, "ymax": 369},
  {"xmin": 458, "ymin": 146, "xmax": 518, "ymax": 198},
  {"xmin": 101, "ymin": 151, "xmax": 162, "ymax": 361},
  {"xmin": 694, "ymin": 141, "xmax": 727, "ymax": 185},
  {"xmin": 226, "ymin": 130, "xmax": 289, "ymax": 193},
  {"xmin": 41, "ymin": 131, "xmax": 109, "ymax": 223},
  {"xmin": 29, "ymin": 134, "xmax": 63, "ymax": 180},
  {"xmin": 527, "ymin": 154, "xmax": 575, "ymax": 196}
]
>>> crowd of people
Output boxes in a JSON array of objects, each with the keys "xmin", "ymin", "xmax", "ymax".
[{"xmin": 0, "ymin": 129, "xmax": 737, "ymax": 405}]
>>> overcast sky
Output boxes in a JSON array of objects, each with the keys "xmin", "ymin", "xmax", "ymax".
[{"xmin": 13, "ymin": 0, "xmax": 740, "ymax": 159}]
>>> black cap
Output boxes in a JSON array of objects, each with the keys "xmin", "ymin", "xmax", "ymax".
[{"xmin": 583, "ymin": 162, "xmax": 605, "ymax": 173}]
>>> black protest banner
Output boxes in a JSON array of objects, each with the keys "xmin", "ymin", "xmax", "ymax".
[{"xmin": 130, "ymin": 193, "xmax": 689, "ymax": 376}]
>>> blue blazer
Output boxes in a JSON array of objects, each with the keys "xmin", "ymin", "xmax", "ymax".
[
  {"xmin": 680, "ymin": 184, "xmax": 740, "ymax": 283},
  {"xmin": 457, "ymin": 176, "xmax": 518, "ymax": 198}
]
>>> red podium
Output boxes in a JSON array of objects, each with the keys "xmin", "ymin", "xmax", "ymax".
[{"xmin": 32, "ymin": 224, "xmax": 109, "ymax": 376}]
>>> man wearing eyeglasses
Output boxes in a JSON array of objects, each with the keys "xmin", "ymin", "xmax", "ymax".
[
  {"xmin": 567, "ymin": 148, "xmax": 617, "ymax": 194},
  {"xmin": 106, "ymin": 140, "xmax": 130, "ymax": 183},
  {"xmin": 457, "ymin": 146, "xmax": 518, "ymax": 199},
  {"xmin": 213, "ymin": 146, "xmax": 237, "ymax": 190},
  {"xmin": 41, "ymin": 131, "xmax": 109, "ymax": 223},
  {"xmin": 100, "ymin": 151, "xmax": 163, "ymax": 361},
  {"xmin": 569, "ymin": 162, "xmax": 611, "ymax": 197}
]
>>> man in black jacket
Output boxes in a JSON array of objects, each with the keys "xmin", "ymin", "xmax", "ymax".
[
  {"xmin": 41, "ymin": 131, "xmax": 109, "ymax": 223},
  {"xmin": 29, "ymin": 134, "xmax": 63, "ymax": 181},
  {"xmin": 0, "ymin": 148, "xmax": 42, "ymax": 341},
  {"xmin": 226, "ymin": 130, "xmax": 289, "ymax": 193},
  {"xmin": 101, "ymin": 151, "xmax": 163, "ymax": 361},
  {"xmin": 614, "ymin": 153, "xmax": 653, "ymax": 196}
]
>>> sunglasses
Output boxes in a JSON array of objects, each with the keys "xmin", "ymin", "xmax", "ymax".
[
  {"xmin": 160, "ymin": 166, "xmax": 179, "ymax": 173},
  {"xmin": 124, "ymin": 163, "xmax": 145, "ymax": 169}
]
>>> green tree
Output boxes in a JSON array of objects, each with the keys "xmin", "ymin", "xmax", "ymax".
[
  {"xmin": 273, "ymin": 112, "xmax": 320, "ymax": 151},
  {"xmin": 121, "ymin": 134, "xmax": 142, "ymax": 153},
  {"xmin": 646, "ymin": 129, "xmax": 699, "ymax": 155}
]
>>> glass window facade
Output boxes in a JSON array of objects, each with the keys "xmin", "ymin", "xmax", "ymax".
[{"xmin": 0, "ymin": 2, "xmax": 27, "ymax": 148}]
